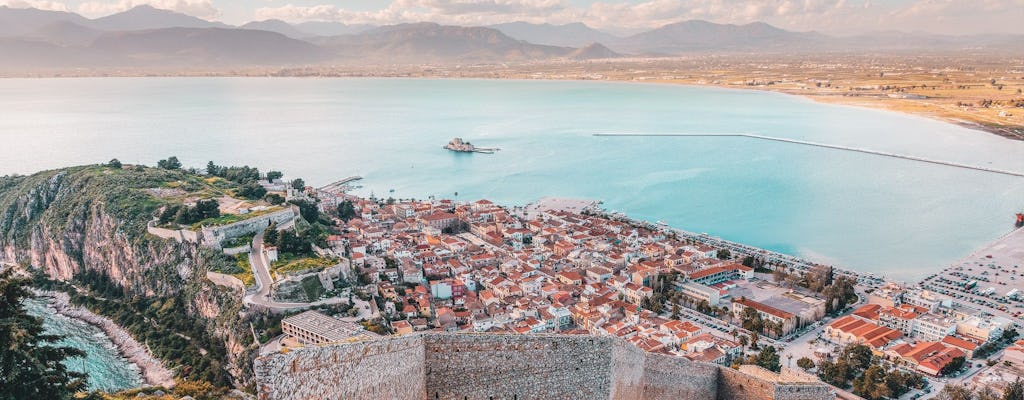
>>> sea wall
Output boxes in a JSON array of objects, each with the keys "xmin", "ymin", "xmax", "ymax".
[
  {"xmin": 254, "ymin": 333, "xmax": 833, "ymax": 400},
  {"xmin": 254, "ymin": 334, "xmax": 426, "ymax": 400}
]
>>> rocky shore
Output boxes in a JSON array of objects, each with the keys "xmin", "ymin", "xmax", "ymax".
[{"xmin": 36, "ymin": 290, "xmax": 176, "ymax": 388}]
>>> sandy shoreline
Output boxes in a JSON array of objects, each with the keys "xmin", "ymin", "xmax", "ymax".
[{"xmin": 34, "ymin": 290, "xmax": 176, "ymax": 389}]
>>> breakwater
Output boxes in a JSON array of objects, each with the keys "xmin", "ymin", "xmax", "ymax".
[{"xmin": 593, "ymin": 133, "xmax": 1024, "ymax": 178}]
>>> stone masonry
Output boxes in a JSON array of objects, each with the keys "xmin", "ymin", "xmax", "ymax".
[{"xmin": 254, "ymin": 333, "xmax": 834, "ymax": 400}]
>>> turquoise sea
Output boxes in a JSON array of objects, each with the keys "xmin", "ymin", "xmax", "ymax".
[
  {"xmin": 23, "ymin": 298, "xmax": 143, "ymax": 392},
  {"xmin": 1, "ymin": 78, "xmax": 1022, "ymax": 283}
]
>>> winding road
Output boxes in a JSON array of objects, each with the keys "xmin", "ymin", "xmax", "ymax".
[{"xmin": 242, "ymin": 230, "xmax": 354, "ymax": 312}]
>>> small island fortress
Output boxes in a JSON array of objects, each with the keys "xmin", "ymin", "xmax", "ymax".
[
  {"xmin": 254, "ymin": 332, "xmax": 833, "ymax": 400},
  {"xmin": 445, "ymin": 137, "xmax": 500, "ymax": 154}
]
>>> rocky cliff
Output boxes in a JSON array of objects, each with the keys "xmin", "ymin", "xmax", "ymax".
[{"xmin": 0, "ymin": 165, "xmax": 254, "ymax": 388}]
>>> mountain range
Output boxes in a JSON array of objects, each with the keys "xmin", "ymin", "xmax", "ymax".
[{"xmin": 0, "ymin": 5, "xmax": 1020, "ymax": 70}]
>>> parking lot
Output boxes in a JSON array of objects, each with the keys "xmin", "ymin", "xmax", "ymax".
[{"xmin": 919, "ymin": 228, "xmax": 1024, "ymax": 323}]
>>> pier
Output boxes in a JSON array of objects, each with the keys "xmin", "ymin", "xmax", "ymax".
[
  {"xmin": 319, "ymin": 176, "xmax": 362, "ymax": 194},
  {"xmin": 594, "ymin": 133, "xmax": 1024, "ymax": 178}
]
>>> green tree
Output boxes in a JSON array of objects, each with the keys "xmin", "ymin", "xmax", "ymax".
[
  {"xmin": 262, "ymin": 223, "xmax": 279, "ymax": 245},
  {"xmin": 157, "ymin": 156, "xmax": 181, "ymax": 170},
  {"xmin": 797, "ymin": 357, "xmax": 815, "ymax": 371},
  {"xmin": 237, "ymin": 183, "xmax": 267, "ymax": 200},
  {"xmin": 717, "ymin": 249, "xmax": 731, "ymax": 260},
  {"xmin": 291, "ymin": 178, "xmax": 305, "ymax": 190},
  {"xmin": 755, "ymin": 345, "xmax": 781, "ymax": 372},
  {"xmin": 106, "ymin": 158, "xmax": 122, "ymax": 169},
  {"xmin": 266, "ymin": 171, "xmax": 283, "ymax": 181},
  {"xmin": 940, "ymin": 356, "xmax": 965, "ymax": 376},
  {"xmin": 265, "ymin": 193, "xmax": 285, "ymax": 205},
  {"xmin": 0, "ymin": 270, "xmax": 88, "ymax": 399},
  {"xmin": 336, "ymin": 201, "xmax": 357, "ymax": 221}
]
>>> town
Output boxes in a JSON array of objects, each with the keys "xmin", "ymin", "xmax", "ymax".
[{"xmin": 160, "ymin": 171, "xmax": 1023, "ymax": 400}]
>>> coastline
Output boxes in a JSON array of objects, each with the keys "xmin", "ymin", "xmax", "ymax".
[
  {"xmin": 0, "ymin": 72, "xmax": 1018, "ymax": 141},
  {"xmin": 34, "ymin": 290, "xmax": 176, "ymax": 389}
]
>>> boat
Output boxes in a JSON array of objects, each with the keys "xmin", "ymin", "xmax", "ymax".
[{"xmin": 444, "ymin": 137, "xmax": 499, "ymax": 154}]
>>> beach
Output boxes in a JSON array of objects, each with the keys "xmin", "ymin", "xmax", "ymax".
[{"xmin": 36, "ymin": 290, "xmax": 176, "ymax": 388}]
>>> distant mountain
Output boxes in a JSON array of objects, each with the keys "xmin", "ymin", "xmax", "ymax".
[
  {"xmin": 616, "ymin": 20, "xmax": 827, "ymax": 53},
  {"xmin": 315, "ymin": 22, "xmax": 572, "ymax": 63},
  {"xmin": 89, "ymin": 5, "xmax": 229, "ymax": 31},
  {"xmin": 88, "ymin": 27, "xmax": 325, "ymax": 65},
  {"xmin": 567, "ymin": 43, "xmax": 622, "ymax": 60},
  {"xmin": 0, "ymin": 27, "xmax": 326, "ymax": 69},
  {"xmin": 241, "ymin": 19, "xmax": 306, "ymax": 39},
  {"xmin": 0, "ymin": 5, "xmax": 90, "ymax": 36},
  {"xmin": 26, "ymin": 21, "xmax": 102, "ymax": 46},
  {"xmin": 294, "ymin": 21, "xmax": 375, "ymax": 37},
  {"xmin": 489, "ymin": 21, "xmax": 620, "ymax": 48}
]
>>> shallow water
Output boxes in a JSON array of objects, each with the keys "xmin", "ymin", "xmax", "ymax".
[{"xmin": 23, "ymin": 298, "xmax": 143, "ymax": 392}]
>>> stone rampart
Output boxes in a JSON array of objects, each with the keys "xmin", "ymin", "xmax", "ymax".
[
  {"xmin": 254, "ymin": 334, "xmax": 426, "ymax": 400},
  {"xmin": 424, "ymin": 334, "xmax": 615, "ymax": 400},
  {"xmin": 254, "ymin": 333, "xmax": 833, "ymax": 400}
]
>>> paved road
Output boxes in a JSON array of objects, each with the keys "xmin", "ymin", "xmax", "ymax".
[{"xmin": 243, "ymin": 229, "xmax": 350, "ymax": 311}]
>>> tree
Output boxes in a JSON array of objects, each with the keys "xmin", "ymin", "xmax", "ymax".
[
  {"xmin": 263, "ymin": 223, "xmax": 279, "ymax": 244},
  {"xmin": 106, "ymin": 158, "xmax": 122, "ymax": 169},
  {"xmin": 266, "ymin": 171, "xmax": 283, "ymax": 181},
  {"xmin": 1005, "ymin": 379, "xmax": 1024, "ymax": 400},
  {"xmin": 853, "ymin": 364, "xmax": 892, "ymax": 400},
  {"xmin": 940, "ymin": 356, "xmax": 966, "ymax": 376},
  {"xmin": 237, "ymin": 183, "xmax": 267, "ymax": 200},
  {"xmin": 291, "ymin": 178, "xmax": 305, "ymax": 190},
  {"xmin": 717, "ymin": 249, "xmax": 731, "ymax": 260},
  {"xmin": 0, "ymin": 270, "xmax": 88, "ymax": 399},
  {"xmin": 336, "ymin": 201, "xmax": 357, "ymax": 221},
  {"xmin": 755, "ymin": 346, "xmax": 781, "ymax": 372},
  {"xmin": 797, "ymin": 357, "xmax": 815, "ymax": 371},
  {"xmin": 937, "ymin": 384, "xmax": 974, "ymax": 400},
  {"xmin": 265, "ymin": 193, "xmax": 285, "ymax": 205},
  {"xmin": 157, "ymin": 156, "xmax": 181, "ymax": 170},
  {"xmin": 738, "ymin": 334, "xmax": 749, "ymax": 350},
  {"xmin": 290, "ymin": 200, "xmax": 319, "ymax": 223}
]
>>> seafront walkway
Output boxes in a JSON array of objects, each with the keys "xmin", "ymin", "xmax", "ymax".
[{"xmin": 594, "ymin": 133, "xmax": 1024, "ymax": 178}]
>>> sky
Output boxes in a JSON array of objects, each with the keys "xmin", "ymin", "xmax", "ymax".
[{"xmin": 2, "ymin": 0, "xmax": 1023, "ymax": 35}]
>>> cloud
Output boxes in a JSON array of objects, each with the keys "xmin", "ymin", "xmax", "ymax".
[
  {"xmin": 0, "ymin": 0, "xmax": 70, "ymax": 11},
  {"xmin": 76, "ymin": 0, "xmax": 220, "ymax": 20}
]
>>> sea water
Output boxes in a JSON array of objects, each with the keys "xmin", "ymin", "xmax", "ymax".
[
  {"xmin": 1, "ymin": 77, "xmax": 1022, "ymax": 282},
  {"xmin": 22, "ymin": 298, "xmax": 143, "ymax": 392}
]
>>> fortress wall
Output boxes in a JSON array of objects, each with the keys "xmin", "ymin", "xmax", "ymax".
[
  {"xmin": 639, "ymin": 352, "xmax": 719, "ymax": 400},
  {"xmin": 423, "ymin": 333, "xmax": 615, "ymax": 400},
  {"xmin": 254, "ymin": 335, "xmax": 426, "ymax": 400},
  {"xmin": 254, "ymin": 333, "xmax": 833, "ymax": 400},
  {"xmin": 717, "ymin": 366, "xmax": 777, "ymax": 400},
  {"xmin": 609, "ymin": 340, "xmax": 646, "ymax": 399}
]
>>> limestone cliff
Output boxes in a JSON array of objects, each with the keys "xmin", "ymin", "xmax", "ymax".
[{"xmin": 0, "ymin": 165, "xmax": 254, "ymax": 388}]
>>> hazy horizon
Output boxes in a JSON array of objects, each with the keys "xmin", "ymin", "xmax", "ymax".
[{"xmin": 2, "ymin": 0, "xmax": 1023, "ymax": 36}]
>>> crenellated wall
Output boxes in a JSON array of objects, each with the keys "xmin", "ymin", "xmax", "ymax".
[{"xmin": 254, "ymin": 333, "xmax": 834, "ymax": 400}]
